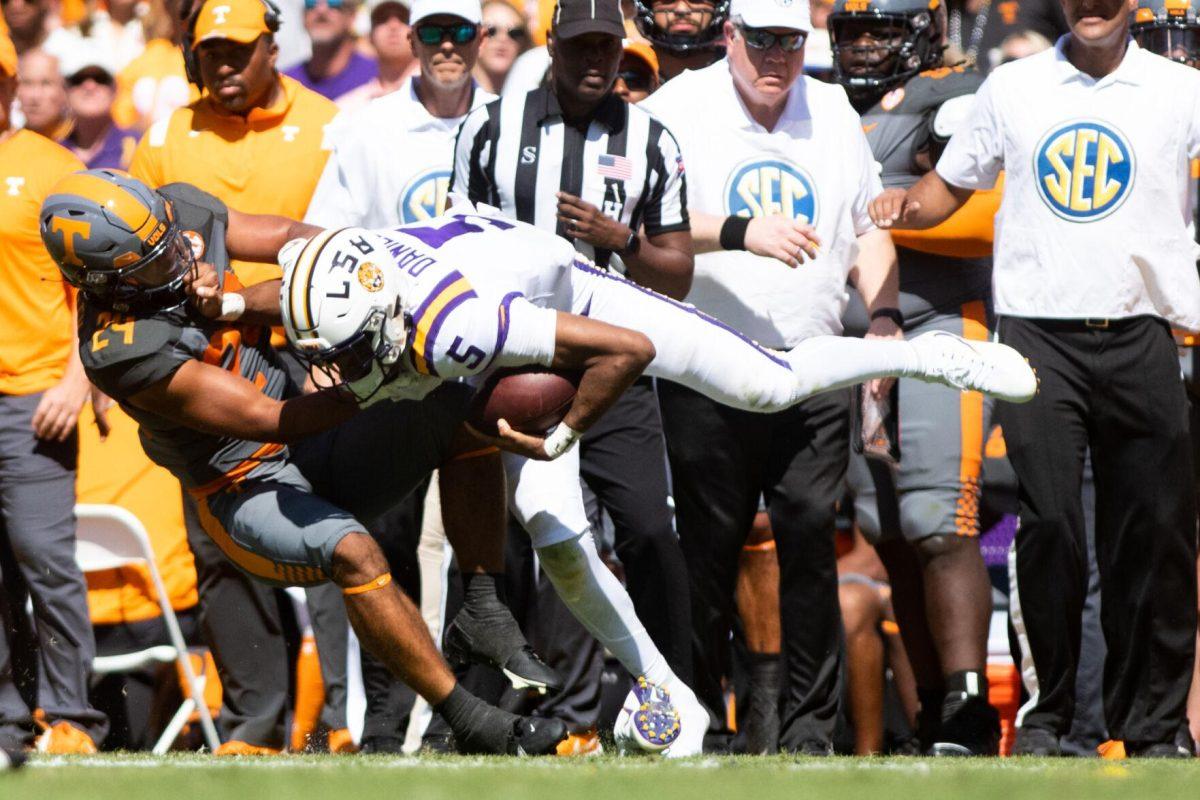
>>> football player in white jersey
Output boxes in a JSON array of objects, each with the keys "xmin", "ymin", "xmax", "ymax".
[{"xmin": 273, "ymin": 201, "xmax": 1036, "ymax": 755}]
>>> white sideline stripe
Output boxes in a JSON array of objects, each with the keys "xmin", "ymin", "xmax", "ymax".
[{"xmin": 1007, "ymin": 536, "xmax": 1040, "ymax": 728}]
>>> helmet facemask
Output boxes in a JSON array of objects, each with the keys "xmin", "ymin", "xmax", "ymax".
[
  {"xmin": 297, "ymin": 301, "xmax": 411, "ymax": 402},
  {"xmin": 831, "ymin": 10, "xmax": 944, "ymax": 103},
  {"xmin": 633, "ymin": 0, "xmax": 731, "ymax": 54},
  {"xmin": 1133, "ymin": 21, "xmax": 1200, "ymax": 68},
  {"xmin": 72, "ymin": 222, "xmax": 197, "ymax": 314}
]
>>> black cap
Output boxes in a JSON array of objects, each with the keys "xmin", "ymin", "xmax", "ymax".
[{"xmin": 553, "ymin": 0, "xmax": 626, "ymax": 39}]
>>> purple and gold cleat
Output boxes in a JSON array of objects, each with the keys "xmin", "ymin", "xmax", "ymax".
[{"xmin": 614, "ymin": 677, "xmax": 681, "ymax": 753}]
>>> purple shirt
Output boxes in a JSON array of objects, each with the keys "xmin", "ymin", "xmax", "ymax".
[
  {"xmin": 284, "ymin": 51, "xmax": 379, "ymax": 103},
  {"xmin": 60, "ymin": 123, "xmax": 138, "ymax": 170}
]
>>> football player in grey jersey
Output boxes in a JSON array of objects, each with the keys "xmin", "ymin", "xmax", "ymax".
[
  {"xmin": 39, "ymin": 169, "xmax": 572, "ymax": 755},
  {"xmin": 631, "ymin": 0, "xmax": 730, "ymax": 80},
  {"xmin": 830, "ymin": 0, "xmax": 1001, "ymax": 755}
]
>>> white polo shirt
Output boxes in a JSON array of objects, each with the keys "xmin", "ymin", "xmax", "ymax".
[
  {"xmin": 305, "ymin": 77, "xmax": 496, "ymax": 228},
  {"xmin": 641, "ymin": 59, "xmax": 882, "ymax": 348},
  {"xmin": 937, "ymin": 38, "xmax": 1200, "ymax": 331}
]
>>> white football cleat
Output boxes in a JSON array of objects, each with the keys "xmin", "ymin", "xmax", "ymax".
[
  {"xmin": 909, "ymin": 331, "xmax": 1037, "ymax": 403},
  {"xmin": 614, "ymin": 677, "xmax": 681, "ymax": 753},
  {"xmin": 661, "ymin": 681, "xmax": 707, "ymax": 758}
]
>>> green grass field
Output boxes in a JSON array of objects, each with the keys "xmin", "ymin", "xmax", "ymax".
[{"xmin": 8, "ymin": 754, "xmax": 1200, "ymax": 800}]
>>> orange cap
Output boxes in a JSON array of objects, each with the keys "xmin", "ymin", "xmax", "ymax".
[
  {"xmin": 622, "ymin": 40, "xmax": 659, "ymax": 75},
  {"xmin": 191, "ymin": 0, "xmax": 274, "ymax": 49}
]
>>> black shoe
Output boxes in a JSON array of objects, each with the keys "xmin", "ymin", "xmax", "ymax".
[
  {"xmin": 931, "ymin": 696, "xmax": 1000, "ymax": 756},
  {"xmin": 793, "ymin": 740, "xmax": 833, "ymax": 756},
  {"xmin": 360, "ymin": 735, "xmax": 406, "ymax": 755},
  {"xmin": 1012, "ymin": 726, "xmax": 1063, "ymax": 757},
  {"xmin": 1126, "ymin": 740, "xmax": 1194, "ymax": 759},
  {"xmin": 507, "ymin": 716, "xmax": 569, "ymax": 756},
  {"xmin": 418, "ymin": 732, "xmax": 456, "ymax": 755},
  {"xmin": 1, "ymin": 745, "xmax": 25, "ymax": 771},
  {"xmin": 444, "ymin": 610, "xmax": 562, "ymax": 694}
]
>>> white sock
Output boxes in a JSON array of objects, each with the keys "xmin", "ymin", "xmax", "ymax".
[
  {"xmin": 536, "ymin": 532, "xmax": 672, "ymax": 686},
  {"xmin": 785, "ymin": 335, "xmax": 921, "ymax": 398}
]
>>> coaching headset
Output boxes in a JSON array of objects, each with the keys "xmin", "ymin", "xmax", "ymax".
[{"xmin": 181, "ymin": 0, "xmax": 283, "ymax": 87}]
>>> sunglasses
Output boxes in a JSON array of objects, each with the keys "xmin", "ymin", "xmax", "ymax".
[
  {"xmin": 485, "ymin": 25, "xmax": 528, "ymax": 41},
  {"xmin": 66, "ymin": 70, "xmax": 115, "ymax": 88},
  {"xmin": 617, "ymin": 69, "xmax": 653, "ymax": 92},
  {"xmin": 415, "ymin": 21, "xmax": 480, "ymax": 45},
  {"xmin": 737, "ymin": 25, "xmax": 807, "ymax": 52},
  {"xmin": 304, "ymin": 0, "xmax": 348, "ymax": 9}
]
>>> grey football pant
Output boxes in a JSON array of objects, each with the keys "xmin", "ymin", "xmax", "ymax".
[{"xmin": 0, "ymin": 392, "xmax": 107, "ymax": 745}]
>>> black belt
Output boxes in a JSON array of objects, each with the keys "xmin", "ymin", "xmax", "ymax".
[{"xmin": 1015, "ymin": 315, "xmax": 1159, "ymax": 332}]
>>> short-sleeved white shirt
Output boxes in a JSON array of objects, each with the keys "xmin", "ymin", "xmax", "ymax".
[
  {"xmin": 304, "ymin": 77, "xmax": 496, "ymax": 228},
  {"xmin": 937, "ymin": 38, "xmax": 1200, "ymax": 331},
  {"xmin": 641, "ymin": 59, "xmax": 882, "ymax": 348}
]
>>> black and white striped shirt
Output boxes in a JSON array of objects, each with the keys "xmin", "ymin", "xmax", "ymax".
[{"xmin": 450, "ymin": 87, "xmax": 689, "ymax": 268}]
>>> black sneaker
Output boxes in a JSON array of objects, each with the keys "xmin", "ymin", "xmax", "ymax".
[
  {"xmin": 418, "ymin": 732, "xmax": 456, "ymax": 755},
  {"xmin": 1012, "ymin": 726, "xmax": 1063, "ymax": 757},
  {"xmin": 444, "ymin": 609, "xmax": 563, "ymax": 694},
  {"xmin": 1, "ymin": 745, "xmax": 25, "ymax": 771},
  {"xmin": 1126, "ymin": 740, "xmax": 1193, "ymax": 759},
  {"xmin": 931, "ymin": 696, "xmax": 1000, "ymax": 756},
  {"xmin": 359, "ymin": 734, "xmax": 406, "ymax": 755}
]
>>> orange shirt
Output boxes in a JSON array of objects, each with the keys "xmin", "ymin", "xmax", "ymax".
[
  {"xmin": 77, "ymin": 404, "xmax": 199, "ymax": 625},
  {"xmin": 112, "ymin": 38, "xmax": 197, "ymax": 133},
  {"xmin": 0, "ymin": 131, "xmax": 84, "ymax": 395},
  {"xmin": 129, "ymin": 75, "xmax": 336, "ymax": 288}
]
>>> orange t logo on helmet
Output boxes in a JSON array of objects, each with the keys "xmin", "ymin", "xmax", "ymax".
[{"xmin": 51, "ymin": 216, "xmax": 93, "ymax": 267}]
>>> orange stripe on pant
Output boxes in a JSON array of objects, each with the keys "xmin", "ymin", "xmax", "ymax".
[
  {"xmin": 192, "ymin": 494, "xmax": 325, "ymax": 586},
  {"xmin": 955, "ymin": 301, "xmax": 988, "ymax": 537}
]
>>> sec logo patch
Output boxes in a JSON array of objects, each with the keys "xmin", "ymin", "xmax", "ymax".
[
  {"xmin": 399, "ymin": 169, "xmax": 451, "ymax": 223},
  {"xmin": 725, "ymin": 159, "xmax": 818, "ymax": 225},
  {"xmin": 1034, "ymin": 120, "xmax": 1134, "ymax": 222}
]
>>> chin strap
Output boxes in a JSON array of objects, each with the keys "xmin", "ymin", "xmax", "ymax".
[{"xmin": 342, "ymin": 572, "xmax": 393, "ymax": 596}]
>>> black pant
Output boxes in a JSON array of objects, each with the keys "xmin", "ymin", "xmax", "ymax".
[
  {"xmin": 659, "ymin": 382, "xmax": 850, "ymax": 750},
  {"xmin": 580, "ymin": 379, "xmax": 692, "ymax": 684},
  {"xmin": 999, "ymin": 316, "xmax": 1197, "ymax": 743}
]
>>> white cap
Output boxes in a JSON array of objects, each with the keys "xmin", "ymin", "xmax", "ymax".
[
  {"xmin": 730, "ymin": 0, "xmax": 812, "ymax": 31},
  {"xmin": 409, "ymin": 0, "xmax": 482, "ymax": 25}
]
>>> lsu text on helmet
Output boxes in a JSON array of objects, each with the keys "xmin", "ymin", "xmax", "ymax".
[{"xmin": 279, "ymin": 228, "xmax": 410, "ymax": 400}]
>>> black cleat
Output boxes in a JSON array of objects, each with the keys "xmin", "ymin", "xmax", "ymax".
[
  {"xmin": 444, "ymin": 611, "xmax": 562, "ymax": 694},
  {"xmin": 1, "ymin": 745, "xmax": 25, "ymax": 771},
  {"xmin": 1011, "ymin": 726, "xmax": 1063, "ymax": 757},
  {"xmin": 1126, "ymin": 740, "xmax": 1194, "ymax": 759},
  {"xmin": 931, "ymin": 696, "xmax": 1000, "ymax": 756},
  {"xmin": 507, "ymin": 716, "xmax": 569, "ymax": 756}
]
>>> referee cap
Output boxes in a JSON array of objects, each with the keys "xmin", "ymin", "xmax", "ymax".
[
  {"xmin": 553, "ymin": 0, "xmax": 626, "ymax": 39},
  {"xmin": 731, "ymin": 0, "xmax": 812, "ymax": 31},
  {"xmin": 410, "ymin": 0, "xmax": 484, "ymax": 25},
  {"xmin": 191, "ymin": 0, "xmax": 276, "ymax": 48}
]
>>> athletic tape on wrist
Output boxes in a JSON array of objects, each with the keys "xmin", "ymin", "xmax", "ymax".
[
  {"xmin": 543, "ymin": 423, "xmax": 582, "ymax": 460},
  {"xmin": 217, "ymin": 292, "xmax": 246, "ymax": 322},
  {"xmin": 342, "ymin": 572, "xmax": 392, "ymax": 596}
]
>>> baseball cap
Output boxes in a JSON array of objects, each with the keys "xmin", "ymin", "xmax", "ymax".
[
  {"xmin": 410, "ymin": 0, "xmax": 483, "ymax": 25},
  {"xmin": 552, "ymin": 0, "xmax": 626, "ymax": 39},
  {"xmin": 730, "ymin": 0, "xmax": 812, "ymax": 31},
  {"xmin": 191, "ymin": 0, "xmax": 276, "ymax": 49},
  {"xmin": 370, "ymin": 0, "xmax": 410, "ymax": 26},
  {"xmin": 622, "ymin": 40, "xmax": 659, "ymax": 74},
  {"xmin": 0, "ymin": 30, "xmax": 16, "ymax": 79}
]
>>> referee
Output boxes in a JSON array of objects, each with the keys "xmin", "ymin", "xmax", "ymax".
[
  {"xmin": 450, "ymin": 0, "xmax": 696, "ymax": 730},
  {"xmin": 872, "ymin": 0, "xmax": 1199, "ymax": 757}
]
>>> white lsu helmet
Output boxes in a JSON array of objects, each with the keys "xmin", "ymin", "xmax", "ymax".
[{"xmin": 279, "ymin": 227, "xmax": 409, "ymax": 396}]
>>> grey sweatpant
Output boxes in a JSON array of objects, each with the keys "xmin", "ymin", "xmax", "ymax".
[{"xmin": 0, "ymin": 392, "xmax": 107, "ymax": 745}]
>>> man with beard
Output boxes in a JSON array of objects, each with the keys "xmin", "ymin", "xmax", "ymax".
[{"xmin": 630, "ymin": 0, "xmax": 728, "ymax": 79}]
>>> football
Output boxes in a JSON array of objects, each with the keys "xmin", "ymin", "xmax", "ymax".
[{"xmin": 467, "ymin": 367, "xmax": 582, "ymax": 436}]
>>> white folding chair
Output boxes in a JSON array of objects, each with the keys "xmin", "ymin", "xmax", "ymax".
[{"xmin": 74, "ymin": 504, "xmax": 221, "ymax": 754}]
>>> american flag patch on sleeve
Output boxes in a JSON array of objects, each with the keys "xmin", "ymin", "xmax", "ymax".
[{"xmin": 597, "ymin": 154, "xmax": 634, "ymax": 181}]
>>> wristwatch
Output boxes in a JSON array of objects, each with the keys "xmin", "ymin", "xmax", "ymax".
[{"xmin": 620, "ymin": 229, "xmax": 641, "ymax": 257}]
